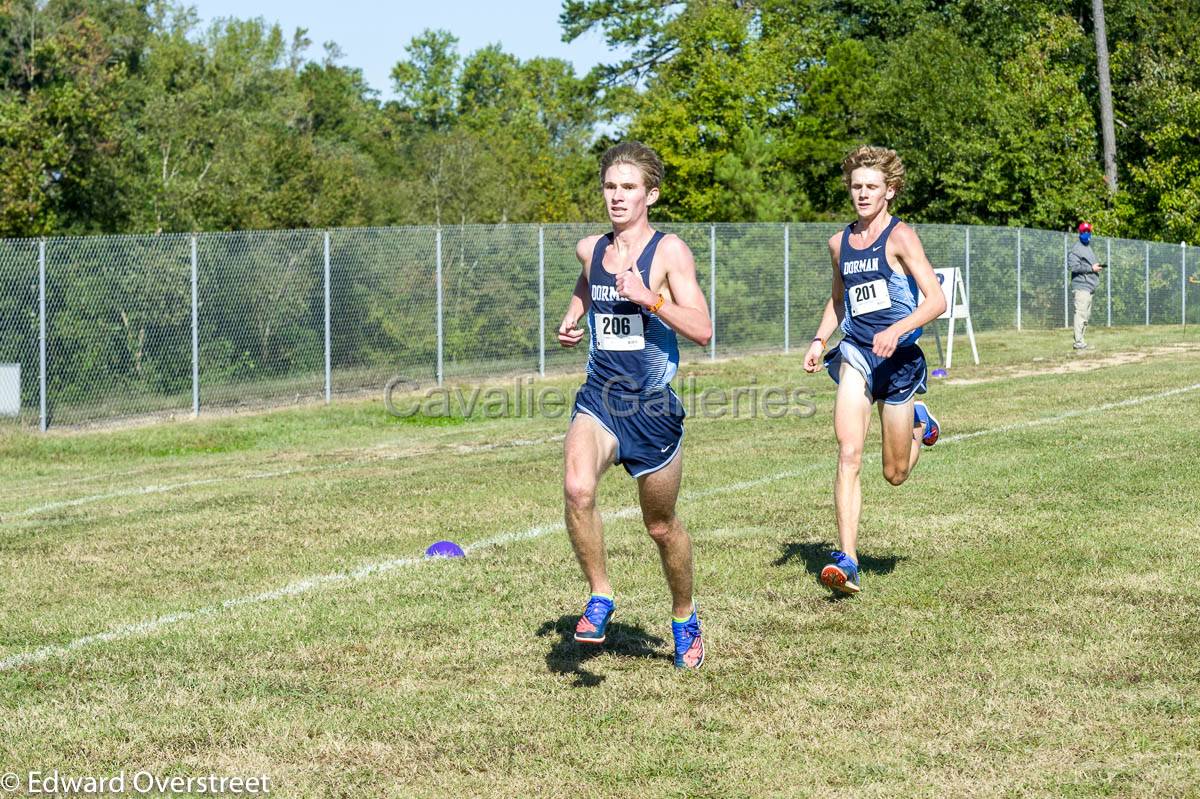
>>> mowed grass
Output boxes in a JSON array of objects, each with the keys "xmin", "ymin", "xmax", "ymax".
[{"xmin": 1, "ymin": 325, "xmax": 1199, "ymax": 798}]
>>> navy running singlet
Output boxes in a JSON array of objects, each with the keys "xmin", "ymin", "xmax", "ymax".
[
  {"xmin": 584, "ymin": 231, "xmax": 679, "ymax": 393},
  {"xmin": 838, "ymin": 216, "xmax": 921, "ymax": 348}
]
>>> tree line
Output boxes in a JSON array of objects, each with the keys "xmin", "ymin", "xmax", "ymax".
[{"xmin": 1, "ymin": 0, "xmax": 1197, "ymax": 242}]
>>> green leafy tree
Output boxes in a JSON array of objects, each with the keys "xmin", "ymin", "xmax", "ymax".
[
  {"xmin": 388, "ymin": 30, "xmax": 598, "ymax": 224},
  {"xmin": 1110, "ymin": 0, "xmax": 1200, "ymax": 242},
  {"xmin": 0, "ymin": 1, "xmax": 125, "ymax": 235},
  {"xmin": 563, "ymin": 2, "xmax": 866, "ymax": 221},
  {"xmin": 390, "ymin": 29, "xmax": 459, "ymax": 130},
  {"xmin": 868, "ymin": 18, "xmax": 1102, "ymax": 228}
]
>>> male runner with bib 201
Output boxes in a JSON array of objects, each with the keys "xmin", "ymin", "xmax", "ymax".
[
  {"xmin": 557, "ymin": 141, "xmax": 712, "ymax": 669},
  {"xmin": 803, "ymin": 146, "xmax": 947, "ymax": 596}
]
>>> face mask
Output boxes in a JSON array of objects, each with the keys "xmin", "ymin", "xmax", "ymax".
[{"xmin": 1080, "ymin": 232, "xmax": 1091, "ymax": 245}]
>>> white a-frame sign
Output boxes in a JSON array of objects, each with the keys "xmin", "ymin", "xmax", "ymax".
[{"xmin": 919, "ymin": 268, "xmax": 978, "ymax": 369}]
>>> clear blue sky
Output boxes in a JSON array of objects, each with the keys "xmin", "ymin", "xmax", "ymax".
[{"xmin": 186, "ymin": 0, "xmax": 626, "ymax": 100}]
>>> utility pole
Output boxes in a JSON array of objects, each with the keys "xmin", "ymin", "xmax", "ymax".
[{"xmin": 1093, "ymin": 0, "xmax": 1118, "ymax": 193}]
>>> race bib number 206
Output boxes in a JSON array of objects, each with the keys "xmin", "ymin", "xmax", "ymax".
[{"xmin": 594, "ymin": 313, "xmax": 645, "ymax": 351}]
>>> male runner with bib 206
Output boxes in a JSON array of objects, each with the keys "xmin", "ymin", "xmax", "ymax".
[
  {"xmin": 557, "ymin": 141, "xmax": 712, "ymax": 669},
  {"xmin": 803, "ymin": 146, "xmax": 947, "ymax": 595}
]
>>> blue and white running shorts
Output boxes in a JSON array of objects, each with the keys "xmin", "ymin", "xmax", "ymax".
[
  {"xmin": 571, "ymin": 379, "xmax": 685, "ymax": 477},
  {"xmin": 825, "ymin": 339, "xmax": 928, "ymax": 405}
]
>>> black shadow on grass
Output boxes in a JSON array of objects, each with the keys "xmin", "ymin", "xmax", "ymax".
[
  {"xmin": 536, "ymin": 615, "xmax": 668, "ymax": 688},
  {"xmin": 773, "ymin": 542, "xmax": 905, "ymax": 601}
]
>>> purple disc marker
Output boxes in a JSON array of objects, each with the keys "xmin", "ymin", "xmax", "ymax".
[
  {"xmin": 425, "ymin": 540, "xmax": 465, "ymax": 558},
  {"xmin": 931, "ymin": 368, "xmax": 948, "ymax": 378}
]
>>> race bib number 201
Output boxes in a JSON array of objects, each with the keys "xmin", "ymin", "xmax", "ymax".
[
  {"xmin": 849, "ymin": 279, "xmax": 891, "ymax": 317},
  {"xmin": 594, "ymin": 313, "xmax": 645, "ymax": 351}
]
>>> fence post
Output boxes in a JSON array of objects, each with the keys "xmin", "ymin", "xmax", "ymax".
[
  {"xmin": 1106, "ymin": 238, "xmax": 1112, "ymax": 327},
  {"xmin": 783, "ymin": 224, "xmax": 790, "ymax": 354},
  {"xmin": 1063, "ymin": 232, "xmax": 1069, "ymax": 328},
  {"xmin": 324, "ymin": 231, "xmax": 331, "ymax": 403},
  {"xmin": 964, "ymin": 226, "xmax": 971, "ymax": 305},
  {"xmin": 538, "ymin": 226, "xmax": 545, "ymax": 377},
  {"xmin": 1016, "ymin": 228, "xmax": 1022, "ymax": 331},
  {"xmin": 709, "ymin": 225, "xmax": 716, "ymax": 361},
  {"xmin": 38, "ymin": 239, "xmax": 46, "ymax": 432},
  {"xmin": 1145, "ymin": 242, "xmax": 1150, "ymax": 326},
  {"xmin": 191, "ymin": 234, "xmax": 199, "ymax": 416},
  {"xmin": 436, "ymin": 228, "xmax": 443, "ymax": 386},
  {"xmin": 1183, "ymin": 242, "xmax": 1188, "ymax": 327}
]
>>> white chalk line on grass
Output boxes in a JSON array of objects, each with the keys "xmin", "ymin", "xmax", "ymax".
[
  {"xmin": 939, "ymin": 381, "xmax": 1200, "ymax": 444},
  {"xmin": 9, "ymin": 350, "xmax": 1199, "ymax": 522},
  {"xmin": 1, "ymin": 435, "xmax": 566, "ymax": 522},
  {"xmin": 2, "ymin": 381, "xmax": 1198, "ymax": 671},
  {"xmin": 8, "ymin": 473, "xmax": 290, "ymax": 519},
  {"xmin": 0, "ymin": 467, "xmax": 816, "ymax": 672}
]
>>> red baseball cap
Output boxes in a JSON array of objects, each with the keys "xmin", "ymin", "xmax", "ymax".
[{"xmin": 1078, "ymin": 222, "xmax": 1093, "ymax": 233}]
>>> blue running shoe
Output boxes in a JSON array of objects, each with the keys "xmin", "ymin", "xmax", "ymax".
[
  {"xmin": 574, "ymin": 594, "xmax": 614, "ymax": 644},
  {"xmin": 914, "ymin": 401, "xmax": 940, "ymax": 447},
  {"xmin": 820, "ymin": 550, "xmax": 861, "ymax": 595},
  {"xmin": 671, "ymin": 607, "xmax": 705, "ymax": 670}
]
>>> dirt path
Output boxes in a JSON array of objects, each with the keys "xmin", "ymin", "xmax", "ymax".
[{"xmin": 943, "ymin": 343, "xmax": 1200, "ymax": 386}]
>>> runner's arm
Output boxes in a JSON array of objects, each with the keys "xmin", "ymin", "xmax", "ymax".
[
  {"xmin": 640, "ymin": 235, "xmax": 712, "ymax": 347},
  {"xmin": 804, "ymin": 238, "xmax": 845, "ymax": 371},
  {"xmin": 558, "ymin": 238, "xmax": 594, "ymax": 347},
  {"xmin": 815, "ymin": 237, "xmax": 847, "ymax": 343},
  {"xmin": 565, "ymin": 269, "xmax": 589, "ymax": 323},
  {"xmin": 890, "ymin": 225, "xmax": 945, "ymax": 337}
]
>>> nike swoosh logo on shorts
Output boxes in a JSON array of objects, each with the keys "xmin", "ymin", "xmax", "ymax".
[{"xmin": 661, "ymin": 445, "xmax": 671, "ymax": 452}]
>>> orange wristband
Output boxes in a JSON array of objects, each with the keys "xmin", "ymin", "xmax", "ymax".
[{"xmin": 648, "ymin": 293, "xmax": 665, "ymax": 314}]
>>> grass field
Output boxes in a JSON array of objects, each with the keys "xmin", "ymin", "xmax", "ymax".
[{"xmin": 2, "ymin": 326, "xmax": 1199, "ymax": 798}]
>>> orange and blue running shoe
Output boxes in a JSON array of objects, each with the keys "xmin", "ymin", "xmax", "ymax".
[
  {"xmin": 914, "ymin": 400, "xmax": 940, "ymax": 446},
  {"xmin": 574, "ymin": 594, "xmax": 614, "ymax": 644},
  {"xmin": 820, "ymin": 550, "xmax": 861, "ymax": 595},
  {"xmin": 672, "ymin": 607, "xmax": 705, "ymax": 670}
]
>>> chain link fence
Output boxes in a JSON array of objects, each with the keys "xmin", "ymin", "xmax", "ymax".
[{"xmin": 0, "ymin": 224, "xmax": 1194, "ymax": 429}]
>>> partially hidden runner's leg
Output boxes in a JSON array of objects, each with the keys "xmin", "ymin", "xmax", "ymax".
[
  {"xmin": 638, "ymin": 449, "xmax": 703, "ymax": 669},
  {"xmin": 911, "ymin": 346, "xmax": 940, "ymax": 449},
  {"xmin": 823, "ymin": 362, "xmax": 872, "ymax": 594},
  {"xmin": 880, "ymin": 396, "xmax": 921, "ymax": 486},
  {"xmin": 564, "ymin": 412, "xmax": 618, "ymax": 643},
  {"xmin": 913, "ymin": 399, "xmax": 940, "ymax": 447}
]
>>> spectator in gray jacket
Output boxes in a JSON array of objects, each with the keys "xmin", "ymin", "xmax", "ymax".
[{"xmin": 1068, "ymin": 221, "xmax": 1103, "ymax": 350}]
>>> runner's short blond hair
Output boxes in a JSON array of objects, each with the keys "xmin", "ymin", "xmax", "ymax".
[{"xmin": 842, "ymin": 145, "xmax": 905, "ymax": 197}]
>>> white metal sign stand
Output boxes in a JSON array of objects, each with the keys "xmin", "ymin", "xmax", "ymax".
[{"xmin": 921, "ymin": 267, "xmax": 978, "ymax": 369}]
